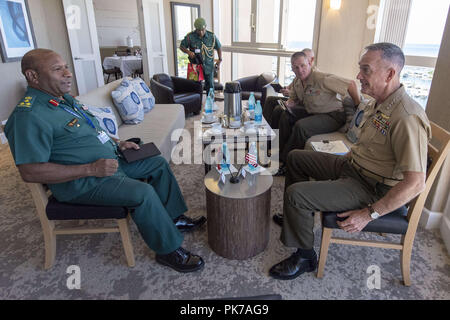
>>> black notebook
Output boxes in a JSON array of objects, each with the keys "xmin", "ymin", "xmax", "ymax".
[{"xmin": 121, "ymin": 142, "xmax": 161, "ymax": 163}]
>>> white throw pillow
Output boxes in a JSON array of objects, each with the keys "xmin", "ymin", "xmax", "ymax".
[
  {"xmin": 86, "ymin": 106, "xmax": 120, "ymax": 139},
  {"xmin": 111, "ymin": 80, "xmax": 144, "ymax": 124},
  {"xmin": 130, "ymin": 78, "xmax": 155, "ymax": 113}
]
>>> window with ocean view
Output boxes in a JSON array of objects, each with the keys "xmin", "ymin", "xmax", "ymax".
[
  {"xmin": 401, "ymin": 0, "xmax": 449, "ymax": 108},
  {"xmin": 403, "ymin": 0, "xmax": 449, "ymax": 57}
]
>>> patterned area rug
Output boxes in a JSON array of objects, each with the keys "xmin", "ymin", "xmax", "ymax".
[{"xmin": 0, "ymin": 112, "xmax": 449, "ymax": 300}]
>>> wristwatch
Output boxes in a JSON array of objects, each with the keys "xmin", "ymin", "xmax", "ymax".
[{"xmin": 368, "ymin": 204, "xmax": 381, "ymax": 220}]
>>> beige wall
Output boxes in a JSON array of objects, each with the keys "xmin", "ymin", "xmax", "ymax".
[
  {"xmin": 316, "ymin": 0, "xmax": 379, "ymax": 80},
  {"xmin": 0, "ymin": 0, "xmax": 75, "ymax": 122},
  {"xmin": 163, "ymin": 0, "xmax": 212, "ymax": 75},
  {"xmin": 93, "ymin": 0, "xmax": 141, "ymax": 47},
  {"xmin": 424, "ymin": 7, "xmax": 450, "ymax": 214}
]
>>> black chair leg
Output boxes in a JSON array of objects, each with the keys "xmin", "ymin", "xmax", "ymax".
[{"xmin": 107, "ymin": 74, "xmax": 111, "ymax": 83}]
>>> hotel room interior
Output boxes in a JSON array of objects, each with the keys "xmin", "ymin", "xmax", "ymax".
[{"xmin": 0, "ymin": 0, "xmax": 449, "ymax": 300}]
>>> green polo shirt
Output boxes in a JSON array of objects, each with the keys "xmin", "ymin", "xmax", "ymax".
[
  {"xmin": 5, "ymin": 87, "xmax": 124, "ymax": 202},
  {"xmin": 180, "ymin": 30, "xmax": 221, "ymax": 74}
]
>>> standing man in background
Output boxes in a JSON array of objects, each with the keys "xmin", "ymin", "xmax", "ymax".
[{"xmin": 180, "ymin": 17, "xmax": 223, "ymax": 94}]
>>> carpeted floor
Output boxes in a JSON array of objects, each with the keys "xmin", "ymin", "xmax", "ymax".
[{"xmin": 0, "ymin": 113, "xmax": 449, "ymax": 300}]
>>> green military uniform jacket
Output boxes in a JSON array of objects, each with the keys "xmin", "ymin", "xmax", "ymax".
[
  {"xmin": 180, "ymin": 30, "xmax": 221, "ymax": 75},
  {"xmin": 5, "ymin": 87, "xmax": 123, "ymax": 202}
]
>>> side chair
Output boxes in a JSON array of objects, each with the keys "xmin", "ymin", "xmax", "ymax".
[
  {"xmin": 317, "ymin": 121, "xmax": 450, "ymax": 286},
  {"xmin": 28, "ymin": 183, "xmax": 135, "ymax": 269}
]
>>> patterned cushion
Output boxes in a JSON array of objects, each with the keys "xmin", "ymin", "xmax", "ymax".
[
  {"xmin": 86, "ymin": 105, "xmax": 120, "ymax": 139},
  {"xmin": 130, "ymin": 78, "xmax": 155, "ymax": 113},
  {"xmin": 111, "ymin": 79, "xmax": 144, "ymax": 124}
]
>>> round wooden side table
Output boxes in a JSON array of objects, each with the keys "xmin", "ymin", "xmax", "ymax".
[{"xmin": 204, "ymin": 169, "xmax": 273, "ymax": 260}]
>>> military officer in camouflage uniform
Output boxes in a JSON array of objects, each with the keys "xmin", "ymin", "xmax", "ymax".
[
  {"xmin": 269, "ymin": 43, "xmax": 431, "ymax": 280},
  {"xmin": 180, "ymin": 17, "xmax": 222, "ymax": 94},
  {"xmin": 5, "ymin": 49, "xmax": 206, "ymax": 273}
]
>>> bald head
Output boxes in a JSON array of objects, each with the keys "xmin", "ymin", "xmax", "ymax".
[{"xmin": 21, "ymin": 49, "xmax": 72, "ymax": 98}]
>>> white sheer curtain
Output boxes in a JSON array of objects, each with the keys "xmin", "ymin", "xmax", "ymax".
[{"xmin": 375, "ymin": 0, "xmax": 412, "ymax": 48}]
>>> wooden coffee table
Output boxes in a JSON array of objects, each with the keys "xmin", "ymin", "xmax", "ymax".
[{"xmin": 204, "ymin": 168, "xmax": 273, "ymax": 260}]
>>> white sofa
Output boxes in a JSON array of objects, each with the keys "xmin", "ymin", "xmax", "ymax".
[
  {"xmin": 305, "ymin": 96, "xmax": 358, "ymax": 150},
  {"xmin": 77, "ymin": 79, "xmax": 185, "ymax": 161}
]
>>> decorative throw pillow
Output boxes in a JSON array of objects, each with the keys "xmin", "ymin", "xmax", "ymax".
[
  {"xmin": 111, "ymin": 80, "xmax": 144, "ymax": 124},
  {"xmin": 85, "ymin": 105, "xmax": 120, "ymax": 139},
  {"xmin": 346, "ymin": 101, "xmax": 371, "ymax": 143},
  {"xmin": 130, "ymin": 78, "xmax": 155, "ymax": 113}
]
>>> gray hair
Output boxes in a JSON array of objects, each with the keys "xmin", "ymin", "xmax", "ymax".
[
  {"xmin": 302, "ymin": 48, "xmax": 314, "ymax": 58},
  {"xmin": 291, "ymin": 51, "xmax": 306, "ymax": 62},
  {"xmin": 365, "ymin": 42, "xmax": 405, "ymax": 71}
]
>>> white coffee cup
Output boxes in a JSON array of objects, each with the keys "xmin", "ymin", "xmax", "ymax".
[
  {"xmin": 211, "ymin": 123, "xmax": 222, "ymax": 133},
  {"xmin": 204, "ymin": 112, "xmax": 214, "ymax": 121}
]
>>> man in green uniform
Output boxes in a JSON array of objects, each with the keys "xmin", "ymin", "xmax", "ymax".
[
  {"xmin": 180, "ymin": 17, "xmax": 222, "ymax": 94},
  {"xmin": 5, "ymin": 49, "xmax": 206, "ymax": 273},
  {"xmin": 269, "ymin": 43, "xmax": 431, "ymax": 280}
]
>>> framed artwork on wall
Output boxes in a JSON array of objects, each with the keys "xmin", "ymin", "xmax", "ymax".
[{"xmin": 0, "ymin": 0, "xmax": 36, "ymax": 63}]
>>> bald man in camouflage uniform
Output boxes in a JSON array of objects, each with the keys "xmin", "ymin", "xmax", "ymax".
[
  {"xmin": 269, "ymin": 43, "xmax": 431, "ymax": 281},
  {"xmin": 180, "ymin": 17, "xmax": 222, "ymax": 94}
]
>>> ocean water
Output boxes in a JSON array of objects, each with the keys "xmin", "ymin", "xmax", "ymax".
[{"xmin": 398, "ymin": 44, "xmax": 439, "ymax": 57}]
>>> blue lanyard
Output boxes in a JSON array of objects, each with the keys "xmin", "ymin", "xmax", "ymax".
[
  {"xmin": 73, "ymin": 105, "xmax": 96, "ymax": 130},
  {"xmin": 59, "ymin": 102, "xmax": 96, "ymax": 130}
]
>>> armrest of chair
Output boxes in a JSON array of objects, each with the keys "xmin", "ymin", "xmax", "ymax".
[
  {"xmin": 270, "ymin": 83, "xmax": 283, "ymax": 93},
  {"xmin": 261, "ymin": 83, "xmax": 282, "ymax": 107},
  {"xmin": 171, "ymin": 76, "xmax": 203, "ymax": 95},
  {"xmin": 150, "ymin": 79, "xmax": 175, "ymax": 104},
  {"xmin": 236, "ymin": 75, "xmax": 259, "ymax": 92}
]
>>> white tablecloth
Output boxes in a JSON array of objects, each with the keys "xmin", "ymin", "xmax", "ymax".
[{"xmin": 103, "ymin": 56, "xmax": 142, "ymax": 77}]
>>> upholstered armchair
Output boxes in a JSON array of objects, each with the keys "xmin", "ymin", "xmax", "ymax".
[
  {"xmin": 150, "ymin": 73, "xmax": 202, "ymax": 115},
  {"xmin": 235, "ymin": 72, "xmax": 276, "ymax": 105}
]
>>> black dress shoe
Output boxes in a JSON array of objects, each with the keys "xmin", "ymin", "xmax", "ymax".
[
  {"xmin": 173, "ymin": 215, "xmax": 206, "ymax": 233},
  {"xmin": 274, "ymin": 165, "xmax": 286, "ymax": 176},
  {"xmin": 273, "ymin": 213, "xmax": 283, "ymax": 227},
  {"xmin": 269, "ymin": 250, "xmax": 317, "ymax": 280},
  {"xmin": 156, "ymin": 247, "xmax": 204, "ymax": 273}
]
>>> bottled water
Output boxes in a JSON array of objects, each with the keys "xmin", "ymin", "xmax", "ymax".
[
  {"xmin": 254, "ymin": 100, "xmax": 262, "ymax": 124},
  {"xmin": 220, "ymin": 142, "xmax": 230, "ymax": 170},
  {"xmin": 248, "ymin": 92, "xmax": 256, "ymax": 112},
  {"xmin": 205, "ymin": 96, "xmax": 213, "ymax": 115},
  {"xmin": 208, "ymin": 87, "xmax": 215, "ymax": 103}
]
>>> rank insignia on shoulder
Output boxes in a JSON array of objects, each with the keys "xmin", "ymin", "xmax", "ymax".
[
  {"xmin": 17, "ymin": 96, "xmax": 35, "ymax": 108},
  {"xmin": 49, "ymin": 99, "xmax": 59, "ymax": 107}
]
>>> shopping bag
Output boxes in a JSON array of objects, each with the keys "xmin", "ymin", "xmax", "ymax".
[{"xmin": 187, "ymin": 63, "xmax": 204, "ymax": 81}]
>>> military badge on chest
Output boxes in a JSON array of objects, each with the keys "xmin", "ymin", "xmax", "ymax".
[
  {"xmin": 371, "ymin": 111, "xmax": 390, "ymax": 136},
  {"xmin": 305, "ymin": 86, "xmax": 321, "ymax": 96}
]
